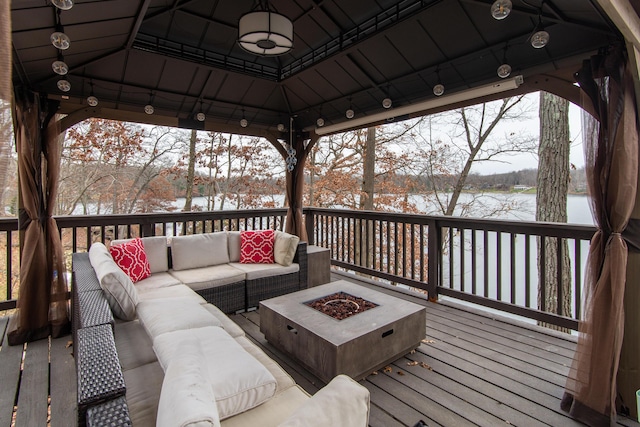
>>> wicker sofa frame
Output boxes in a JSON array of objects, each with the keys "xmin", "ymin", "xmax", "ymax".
[{"xmin": 71, "ymin": 239, "xmax": 309, "ymax": 426}]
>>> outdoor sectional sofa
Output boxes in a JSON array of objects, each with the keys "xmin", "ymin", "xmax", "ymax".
[{"xmin": 71, "ymin": 230, "xmax": 370, "ymax": 427}]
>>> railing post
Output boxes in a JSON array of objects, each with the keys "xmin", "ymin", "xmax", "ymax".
[
  {"xmin": 141, "ymin": 219, "xmax": 154, "ymax": 237},
  {"xmin": 427, "ymin": 218, "xmax": 440, "ymax": 301},
  {"xmin": 305, "ymin": 208, "xmax": 315, "ymax": 245}
]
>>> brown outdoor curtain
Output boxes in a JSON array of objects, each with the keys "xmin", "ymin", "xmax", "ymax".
[
  {"xmin": 561, "ymin": 45, "xmax": 639, "ymax": 426},
  {"xmin": 285, "ymin": 137, "xmax": 309, "ymax": 242},
  {"xmin": 8, "ymin": 91, "xmax": 70, "ymax": 345},
  {"xmin": 0, "ymin": 0, "xmax": 10, "ymax": 102}
]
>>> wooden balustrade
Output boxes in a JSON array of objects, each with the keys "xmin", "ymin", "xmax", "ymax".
[{"xmin": 0, "ymin": 208, "xmax": 597, "ymax": 330}]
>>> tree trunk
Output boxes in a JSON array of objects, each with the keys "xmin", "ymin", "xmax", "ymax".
[
  {"xmin": 355, "ymin": 128, "xmax": 375, "ymax": 270},
  {"xmin": 536, "ymin": 92, "xmax": 571, "ymax": 332},
  {"xmin": 183, "ymin": 129, "xmax": 196, "ymax": 212}
]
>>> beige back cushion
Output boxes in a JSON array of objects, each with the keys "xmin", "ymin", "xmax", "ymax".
[
  {"xmin": 112, "ymin": 236, "xmax": 169, "ymax": 274},
  {"xmin": 89, "ymin": 242, "xmax": 139, "ymax": 320},
  {"xmin": 274, "ymin": 231, "xmax": 300, "ymax": 267},
  {"xmin": 227, "ymin": 231, "xmax": 241, "ymax": 262},
  {"xmin": 171, "ymin": 232, "xmax": 229, "ymax": 271}
]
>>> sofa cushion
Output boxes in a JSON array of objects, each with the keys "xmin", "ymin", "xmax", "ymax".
[
  {"xmin": 228, "ymin": 231, "xmax": 241, "ymax": 262},
  {"xmin": 137, "ymin": 283, "xmax": 207, "ymax": 304},
  {"xmin": 157, "ymin": 339, "xmax": 220, "ymax": 427},
  {"xmin": 137, "ymin": 298, "xmax": 222, "ymax": 340},
  {"xmin": 169, "ymin": 264, "xmax": 245, "ymax": 291},
  {"xmin": 220, "ymin": 386, "xmax": 309, "ymax": 427},
  {"xmin": 112, "ymin": 236, "xmax": 169, "ymax": 273},
  {"xmin": 109, "ymin": 238, "xmax": 151, "ymax": 282},
  {"xmin": 240, "ymin": 230, "xmax": 275, "ymax": 264},
  {"xmin": 134, "ymin": 271, "xmax": 182, "ymax": 292},
  {"xmin": 89, "ymin": 242, "xmax": 139, "ymax": 321},
  {"xmin": 153, "ymin": 326, "xmax": 277, "ymax": 419},
  {"xmin": 274, "ymin": 231, "xmax": 300, "ymax": 267},
  {"xmin": 203, "ymin": 304, "xmax": 245, "ymax": 338},
  {"xmin": 235, "ymin": 336, "xmax": 295, "ymax": 393},
  {"xmin": 123, "ymin": 361, "xmax": 164, "ymax": 427},
  {"xmin": 114, "ymin": 320, "xmax": 157, "ymax": 371},
  {"xmin": 172, "ymin": 233, "xmax": 229, "ymax": 270},
  {"xmin": 278, "ymin": 375, "xmax": 370, "ymax": 427},
  {"xmin": 229, "ymin": 262, "xmax": 299, "ymax": 281}
]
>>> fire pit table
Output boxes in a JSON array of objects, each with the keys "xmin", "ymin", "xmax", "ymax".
[{"xmin": 259, "ymin": 280, "xmax": 426, "ymax": 383}]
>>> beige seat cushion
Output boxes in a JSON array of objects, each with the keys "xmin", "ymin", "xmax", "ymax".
[
  {"xmin": 203, "ymin": 304, "xmax": 245, "ymax": 338},
  {"xmin": 89, "ymin": 242, "xmax": 139, "ymax": 320},
  {"xmin": 124, "ymin": 361, "xmax": 164, "ymax": 427},
  {"xmin": 227, "ymin": 231, "xmax": 241, "ymax": 262},
  {"xmin": 114, "ymin": 320, "xmax": 157, "ymax": 371},
  {"xmin": 235, "ymin": 336, "xmax": 295, "ymax": 393},
  {"xmin": 137, "ymin": 298, "xmax": 222, "ymax": 340},
  {"xmin": 171, "ymin": 232, "xmax": 229, "ymax": 270},
  {"xmin": 153, "ymin": 326, "xmax": 277, "ymax": 420},
  {"xmin": 221, "ymin": 386, "xmax": 309, "ymax": 427},
  {"xmin": 278, "ymin": 375, "xmax": 370, "ymax": 427},
  {"xmin": 134, "ymin": 272, "xmax": 181, "ymax": 292},
  {"xmin": 169, "ymin": 264, "xmax": 245, "ymax": 291},
  {"xmin": 229, "ymin": 262, "xmax": 298, "ymax": 281},
  {"xmin": 137, "ymin": 283, "xmax": 206, "ymax": 304}
]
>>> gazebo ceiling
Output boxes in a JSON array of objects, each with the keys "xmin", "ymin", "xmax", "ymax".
[{"xmin": 11, "ymin": 0, "xmax": 623, "ymax": 136}]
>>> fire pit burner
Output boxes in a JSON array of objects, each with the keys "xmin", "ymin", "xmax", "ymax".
[{"xmin": 305, "ymin": 292, "xmax": 378, "ymax": 320}]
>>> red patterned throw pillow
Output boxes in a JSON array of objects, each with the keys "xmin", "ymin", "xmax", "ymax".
[
  {"xmin": 240, "ymin": 230, "xmax": 275, "ymax": 264},
  {"xmin": 109, "ymin": 238, "xmax": 151, "ymax": 282}
]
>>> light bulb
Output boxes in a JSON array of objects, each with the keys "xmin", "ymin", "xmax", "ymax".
[
  {"xmin": 51, "ymin": 32, "xmax": 70, "ymax": 50},
  {"xmin": 491, "ymin": 0, "xmax": 512, "ymax": 20},
  {"xmin": 240, "ymin": 118, "xmax": 248, "ymax": 128},
  {"xmin": 52, "ymin": 60, "xmax": 68, "ymax": 75},
  {"xmin": 497, "ymin": 63, "xmax": 512, "ymax": 78},
  {"xmin": 87, "ymin": 95, "xmax": 98, "ymax": 107},
  {"xmin": 52, "ymin": 0, "xmax": 73, "ymax": 10},
  {"xmin": 433, "ymin": 84, "xmax": 445, "ymax": 96},
  {"xmin": 144, "ymin": 104, "xmax": 154, "ymax": 115},
  {"xmin": 346, "ymin": 109, "xmax": 355, "ymax": 119},
  {"xmin": 382, "ymin": 97, "xmax": 392, "ymax": 109},
  {"xmin": 57, "ymin": 79, "xmax": 71, "ymax": 92},
  {"xmin": 196, "ymin": 112, "xmax": 205, "ymax": 122},
  {"xmin": 531, "ymin": 30, "xmax": 550, "ymax": 48},
  {"xmin": 277, "ymin": 123, "xmax": 285, "ymax": 132},
  {"xmin": 316, "ymin": 117, "xmax": 325, "ymax": 127}
]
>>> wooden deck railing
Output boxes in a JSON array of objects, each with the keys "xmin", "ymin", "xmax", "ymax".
[
  {"xmin": 304, "ymin": 207, "xmax": 596, "ymax": 330},
  {"xmin": 0, "ymin": 208, "xmax": 596, "ymax": 330}
]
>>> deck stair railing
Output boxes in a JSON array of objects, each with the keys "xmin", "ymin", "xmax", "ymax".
[{"xmin": 0, "ymin": 208, "xmax": 596, "ymax": 330}]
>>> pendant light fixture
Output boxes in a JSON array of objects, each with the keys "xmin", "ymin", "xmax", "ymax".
[
  {"xmin": 530, "ymin": 12, "xmax": 550, "ymax": 48},
  {"xmin": 491, "ymin": 0, "xmax": 512, "ymax": 20},
  {"xmin": 87, "ymin": 81, "xmax": 98, "ymax": 107},
  {"xmin": 52, "ymin": 53, "xmax": 68, "ymax": 75},
  {"xmin": 433, "ymin": 68, "xmax": 444, "ymax": 96},
  {"xmin": 238, "ymin": 1, "xmax": 293, "ymax": 56},
  {"xmin": 240, "ymin": 109, "xmax": 248, "ymax": 127},
  {"xmin": 51, "ymin": 10, "xmax": 70, "ymax": 50},
  {"xmin": 497, "ymin": 45, "xmax": 511, "ymax": 78},
  {"xmin": 144, "ymin": 92, "xmax": 154, "ymax": 115},
  {"xmin": 52, "ymin": 0, "xmax": 73, "ymax": 10},
  {"xmin": 57, "ymin": 79, "xmax": 71, "ymax": 92}
]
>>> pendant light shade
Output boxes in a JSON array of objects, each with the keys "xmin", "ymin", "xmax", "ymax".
[
  {"xmin": 52, "ymin": 60, "xmax": 68, "ymax": 75},
  {"xmin": 277, "ymin": 123, "xmax": 286, "ymax": 132},
  {"xmin": 491, "ymin": 0, "xmax": 512, "ymax": 20},
  {"xmin": 346, "ymin": 108, "xmax": 355, "ymax": 119},
  {"xmin": 433, "ymin": 84, "xmax": 445, "ymax": 96},
  {"xmin": 144, "ymin": 104, "xmax": 154, "ymax": 115},
  {"xmin": 57, "ymin": 79, "xmax": 71, "ymax": 92},
  {"xmin": 196, "ymin": 112, "xmax": 206, "ymax": 122},
  {"xmin": 238, "ymin": 8, "xmax": 293, "ymax": 56},
  {"xmin": 51, "ymin": 31, "xmax": 70, "ymax": 50},
  {"xmin": 240, "ymin": 118, "xmax": 248, "ymax": 128},
  {"xmin": 52, "ymin": 0, "xmax": 73, "ymax": 10},
  {"xmin": 87, "ymin": 95, "xmax": 98, "ymax": 107},
  {"xmin": 382, "ymin": 98, "xmax": 392, "ymax": 109},
  {"xmin": 497, "ymin": 63, "xmax": 512, "ymax": 78}
]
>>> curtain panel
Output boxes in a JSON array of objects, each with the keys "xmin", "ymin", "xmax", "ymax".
[{"xmin": 561, "ymin": 45, "xmax": 639, "ymax": 426}]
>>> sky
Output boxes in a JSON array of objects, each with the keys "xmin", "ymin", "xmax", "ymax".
[{"xmin": 466, "ymin": 93, "xmax": 585, "ymax": 175}]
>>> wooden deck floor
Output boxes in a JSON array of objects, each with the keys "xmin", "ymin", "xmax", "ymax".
[{"xmin": 0, "ymin": 272, "xmax": 638, "ymax": 427}]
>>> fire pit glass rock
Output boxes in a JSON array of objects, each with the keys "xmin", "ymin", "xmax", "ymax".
[{"xmin": 305, "ymin": 292, "xmax": 378, "ymax": 320}]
